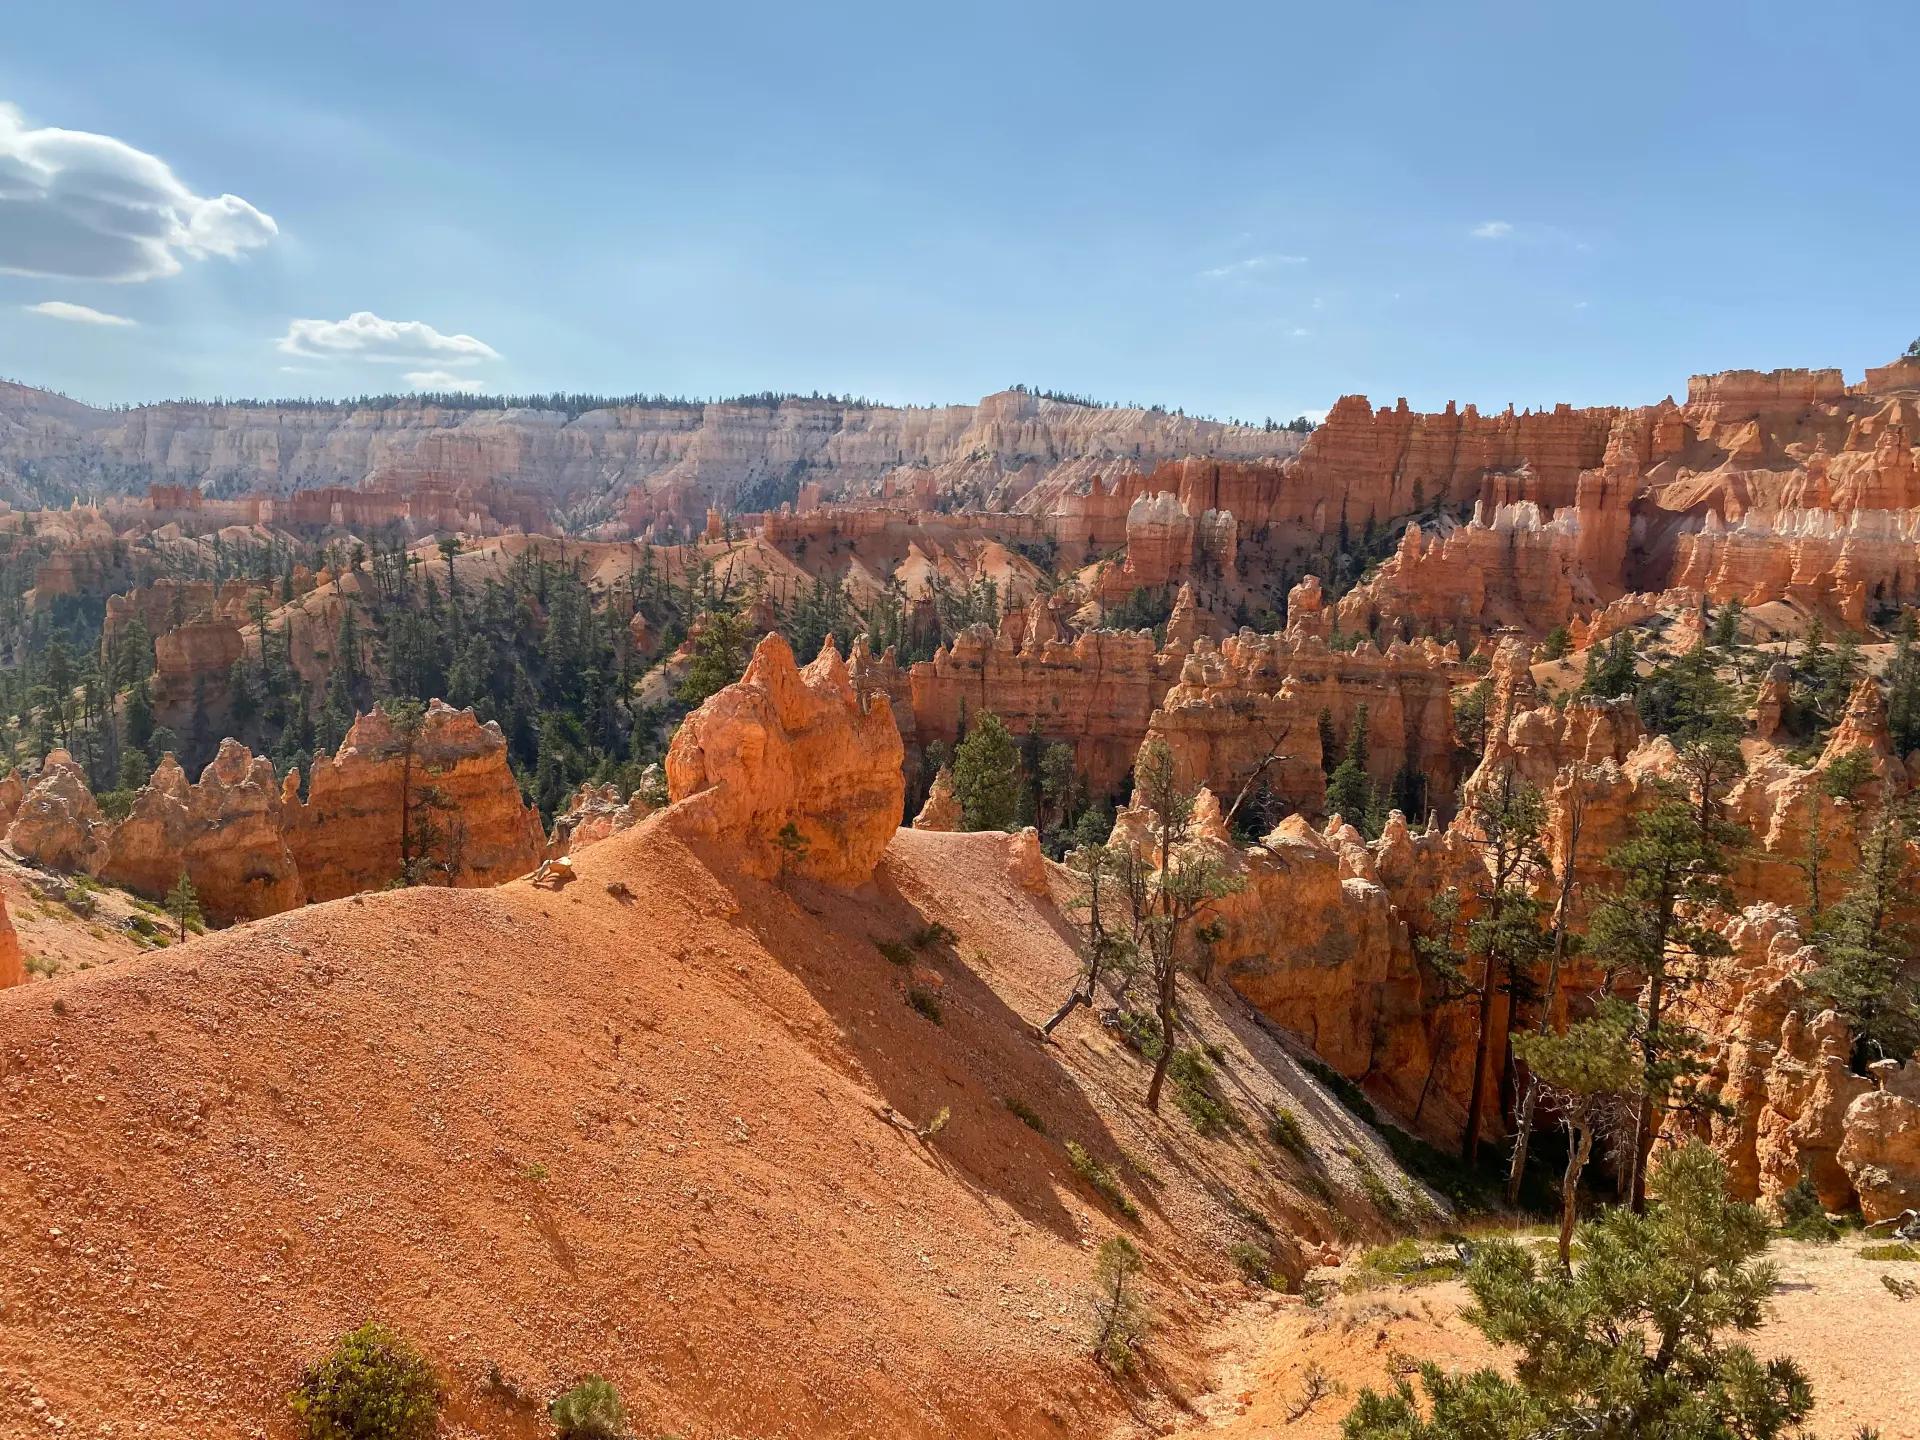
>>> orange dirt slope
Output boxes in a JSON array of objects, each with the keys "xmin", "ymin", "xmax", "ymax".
[{"xmin": 0, "ymin": 822, "xmax": 1409, "ymax": 1438}]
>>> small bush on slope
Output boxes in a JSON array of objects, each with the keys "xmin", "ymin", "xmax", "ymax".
[
  {"xmin": 290, "ymin": 1323, "xmax": 438, "ymax": 1440},
  {"xmin": 551, "ymin": 1375, "xmax": 628, "ymax": 1439}
]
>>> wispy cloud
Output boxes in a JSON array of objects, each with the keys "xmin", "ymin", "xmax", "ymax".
[
  {"xmin": 403, "ymin": 369, "xmax": 491, "ymax": 393},
  {"xmin": 277, "ymin": 311, "xmax": 500, "ymax": 365},
  {"xmin": 1471, "ymin": 220, "xmax": 1514, "ymax": 239},
  {"xmin": 1288, "ymin": 327, "xmax": 1311, "ymax": 339},
  {"xmin": 24, "ymin": 300, "xmax": 135, "ymax": 327},
  {"xmin": 1199, "ymin": 253, "xmax": 1307, "ymax": 279}
]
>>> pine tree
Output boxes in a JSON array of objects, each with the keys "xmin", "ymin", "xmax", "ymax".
[
  {"xmin": 1325, "ymin": 703, "xmax": 1380, "ymax": 836},
  {"xmin": 1342, "ymin": 1145, "xmax": 1815, "ymax": 1440},
  {"xmin": 1888, "ymin": 613, "xmax": 1920, "ymax": 756},
  {"xmin": 1512, "ymin": 1001, "xmax": 1639, "ymax": 1265},
  {"xmin": 1803, "ymin": 804, "xmax": 1920, "ymax": 1068},
  {"xmin": 1130, "ymin": 738, "xmax": 1242, "ymax": 1111},
  {"xmin": 1087, "ymin": 1236, "xmax": 1148, "ymax": 1373},
  {"xmin": 1456, "ymin": 767, "xmax": 1552, "ymax": 1165},
  {"xmin": 1578, "ymin": 629, "xmax": 1637, "ymax": 701},
  {"xmin": 951, "ymin": 712, "xmax": 1022, "ymax": 832},
  {"xmin": 1588, "ymin": 734, "xmax": 1747, "ymax": 1212},
  {"xmin": 166, "ymin": 868, "xmax": 202, "ymax": 942},
  {"xmin": 677, "ymin": 608, "xmax": 750, "ymax": 708}
]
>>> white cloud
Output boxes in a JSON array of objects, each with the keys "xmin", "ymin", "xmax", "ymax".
[
  {"xmin": 1573, "ymin": 300, "xmax": 1590, "ymax": 311},
  {"xmin": 277, "ymin": 311, "xmax": 501, "ymax": 365},
  {"xmin": 1288, "ymin": 327, "xmax": 1311, "ymax": 338},
  {"xmin": 1471, "ymin": 220, "xmax": 1514, "ymax": 239},
  {"xmin": 1199, "ymin": 253, "xmax": 1307, "ymax": 279},
  {"xmin": 403, "ymin": 369, "xmax": 491, "ymax": 393},
  {"xmin": 0, "ymin": 101, "xmax": 277, "ymax": 282},
  {"xmin": 1297, "ymin": 408, "xmax": 1330, "ymax": 425},
  {"xmin": 24, "ymin": 299, "xmax": 135, "ymax": 326}
]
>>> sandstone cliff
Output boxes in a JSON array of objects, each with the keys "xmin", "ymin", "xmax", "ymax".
[
  {"xmin": 5, "ymin": 704, "xmax": 542, "ymax": 921},
  {"xmin": 665, "ymin": 634, "xmax": 905, "ymax": 886}
]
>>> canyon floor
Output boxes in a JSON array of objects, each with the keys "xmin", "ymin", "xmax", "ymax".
[
  {"xmin": 0, "ymin": 822, "xmax": 1427, "ymax": 1440},
  {"xmin": 1186, "ymin": 1237, "xmax": 1920, "ymax": 1440}
]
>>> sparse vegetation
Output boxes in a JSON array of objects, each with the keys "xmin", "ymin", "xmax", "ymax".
[
  {"xmin": 1168, "ymin": 1047, "xmax": 1236, "ymax": 1135},
  {"xmin": 909, "ymin": 921, "xmax": 956, "ymax": 950},
  {"xmin": 1003, "ymin": 1096, "xmax": 1048, "ymax": 1133},
  {"xmin": 1087, "ymin": 1236, "xmax": 1148, "ymax": 1373},
  {"xmin": 549, "ymin": 1376, "xmax": 629, "ymax": 1440},
  {"xmin": 1860, "ymin": 1242, "xmax": 1919, "ymax": 1263},
  {"xmin": 1344, "ymin": 1237, "xmax": 1463, "ymax": 1291},
  {"xmin": 874, "ymin": 937, "xmax": 915, "ymax": 966},
  {"xmin": 1066, "ymin": 1140, "xmax": 1140, "ymax": 1220},
  {"xmin": 290, "ymin": 1323, "xmax": 439, "ymax": 1440},
  {"xmin": 1229, "ymin": 1240, "xmax": 1279, "ymax": 1289},
  {"xmin": 906, "ymin": 985, "xmax": 944, "ymax": 1024},
  {"xmin": 1776, "ymin": 1176, "xmax": 1840, "ymax": 1243},
  {"xmin": 1265, "ymin": 1104, "xmax": 1309, "ymax": 1157}
]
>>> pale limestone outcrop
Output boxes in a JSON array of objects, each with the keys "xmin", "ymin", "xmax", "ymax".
[
  {"xmin": 665, "ymin": 634, "xmax": 905, "ymax": 887},
  {"xmin": 912, "ymin": 766, "xmax": 961, "ymax": 831},
  {"xmin": 549, "ymin": 780, "xmax": 651, "ymax": 857},
  {"xmin": 5, "ymin": 750, "xmax": 107, "ymax": 874}
]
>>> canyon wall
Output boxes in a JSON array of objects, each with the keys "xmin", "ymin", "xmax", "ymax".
[{"xmin": 0, "ymin": 383, "xmax": 1300, "ymax": 534}]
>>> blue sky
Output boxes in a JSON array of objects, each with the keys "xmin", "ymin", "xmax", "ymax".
[{"xmin": 2, "ymin": 1, "xmax": 1914, "ymax": 420}]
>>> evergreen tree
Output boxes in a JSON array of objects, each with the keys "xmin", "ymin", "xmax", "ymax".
[
  {"xmin": 1130, "ymin": 738, "xmax": 1243, "ymax": 1112},
  {"xmin": 678, "ymin": 608, "xmax": 750, "ymax": 708},
  {"xmin": 1588, "ymin": 734, "xmax": 1747, "ymax": 1212},
  {"xmin": 1456, "ymin": 767, "xmax": 1552, "ymax": 1165},
  {"xmin": 1325, "ymin": 703, "xmax": 1381, "ymax": 836},
  {"xmin": 1342, "ymin": 1145, "xmax": 1815, "ymax": 1440},
  {"xmin": 1803, "ymin": 804, "xmax": 1920, "ymax": 1067},
  {"xmin": 165, "ymin": 868, "xmax": 202, "ymax": 942},
  {"xmin": 1578, "ymin": 629, "xmax": 1638, "ymax": 701},
  {"xmin": 951, "ymin": 712, "xmax": 1022, "ymax": 832},
  {"xmin": 1888, "ymin": 612, "xmax": 1920, "ymax": 756},
  {"xmin": 1512, "ymin": 1001, "xmax": 1639, "ymax": 1265}
]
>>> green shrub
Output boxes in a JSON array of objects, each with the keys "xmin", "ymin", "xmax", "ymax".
[
  {"xmin": 1356, "ymin": 1163, "xmax": 1405, "ymax": 1225},
  {"xmin": 1114, "ymin": 1009, "xmax": 1163, "ymax": 1059},
  {"xmin": 906, "ymin": 986, "xmax": 943, "ymax": 1024},
  {"xmin": 1344, "ymin": 1238, "xmax": 1462, "ymax": 1291},
  {"xmin": 1229, "ymin": 1240, "xmax": 1278, "ymax": 1289},
  {"xmin": 1169, "ymin": 1048, "xmax": 1235, "ymax": 1136},
  {"xmin": 1860, "ymin": 1242, "xmax": 1919, "ymax": 1262},
  {"xmin": 909, "ymin": 921, "xmax": 956, "ymax": 950},
  {"xmin": 1265, "ymin": 1104, "xmax": 1309, "ymax": 1157},
  {"xmin": 1066, "ymin": 1140, "xmax": 1139, "ymax": 1220},
  {"xmin": 550, "ymin": 1376, "xmax": 628, "ymax": 1440},
  {"xmin": 290, "ymin": 1322, "xmax": 439, "ymax": 1440},
  {"xmin": 874, "ymin": 938, "xmax": 915, "ymax": 966},
  {"xmin": 1003, "ymin": 1096, "xmax": 1047, "ymax": 1134},
  {"xmin": 1300, "ymin": 1055, "xmax": 1376, "ymax": 1124},
  {"xmin": 1776, "ymin": 1177, "xmax": 1839, "ymax": 1243}
]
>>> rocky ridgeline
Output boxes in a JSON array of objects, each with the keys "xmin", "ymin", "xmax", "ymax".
[
  {"xmin": 0, "ymin": 383, "xmax": 1298, "ymax": 528},
  {"xmin": 1062, "ymin": 641, "xmax": 1920, "ymax": 1221},
  {"xmin": 0, "ymin": 701, "xmax": 543, "ymax": 925}
]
